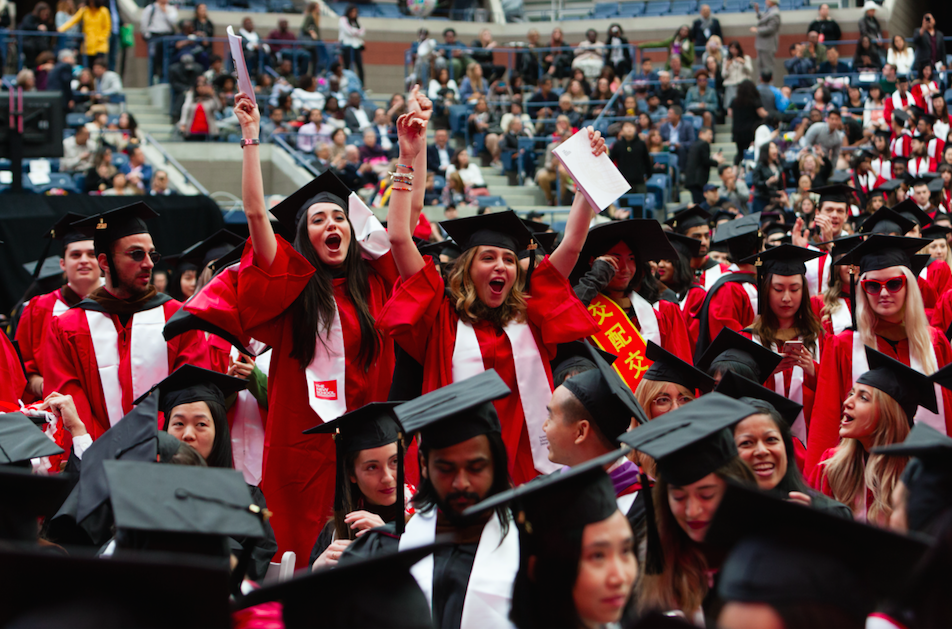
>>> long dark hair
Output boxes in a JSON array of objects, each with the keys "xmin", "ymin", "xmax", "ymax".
[
  {"xmin": 738, "ymin": 400, "xmax": 813, "ymax": 496},
  {"xmin": 162, "ymin": 399, "xmax": 233, "ymax": 469},
  {"xmin": 663, "ymin": 246, "xmax": 696, "ymax": 297},
  {"xmin": 749, "ymin": 271, "xmax": 824, "ymax": 355},
  {"xmin": 332, "ymin": 442, "xmax": 401, "ymax": 540},
  {"xmin": 289, "ymin": 208, "xmax": 380, "ymax": 371},
  {"xmin": 732, "ymin": 79, "xmax": 760, "ymax": 108},
  {"xmin": 631, "ymin": 255, "xmax": 661, "ymax": 303}
]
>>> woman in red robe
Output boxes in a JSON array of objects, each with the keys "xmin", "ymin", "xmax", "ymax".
[
  {"xmin": 658, "ymin": 232, "xmax": 707, "ymax": 349},
  {"xmin": 380, "ymin": 113, "xmax": 601, "ymax": 485},
  {"xmin": 805, "ymin": 235, "xmax": 952, "ymax": 478},
  {"xmin": 225, "ymin": 92, "xmax": 414, "ymax": 561}
]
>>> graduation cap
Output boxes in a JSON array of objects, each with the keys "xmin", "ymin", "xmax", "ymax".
[
  {"xmin": 711, "ymin": 213, "xmax": 760, "ymax": 244},
  {"xmin": 235, "ymin": 543, "xmax": 440, "ymax": 629},
  {"xmin": 738, "ymin": 243, "xmax": 824, "ymax": 277},
  {"xmin": 833, "ymin": 234, "xmax": 931, "ymax": 275},
  {"xmin": 855, "ymin": 346, "xmax": 937, "ymax": 423},
  {"xmin": 0, "ymin": 411, "xmax": 65, "ymax": 464},
  {"xmin": 694, "ymin": 327, "xmax": 783, "ymax": 385},
  {"xmin": 440, "ymin": 210, "xmax": 535, "ymax": 254},
  {"xmin": 561, "ymin": 342, "xmax": 649, "ymax": 439},
  {"xmin": 896, "ymin": 74, "xmax": 910, "ymax": 83},
  {"xmin": 707, "ymin": 482, "xmax": 928, "ymax": 622},
  {"xmin": 810, "ymin": 184, "xmax": 857, "ymax": 207},
  {"xmin": 711, "ymin": 209, "xmax": 736, "ymax": 225},
  {"xmin": 893, "ymin": 108, "xmax": 911, "ymax": 124},
  {"xmin": 270, "ymin": 170, "xmax": 355, "ymax": 233},
  {"xmin": 207, "ymin": 242, "xmax": 244, "ymax": 275},
  {"xmin": 822, "ymin": 234, "xmax": 864, "ymax": 260},
  {"xmin": 714, "ymin": 370, "xmax": 803, "ymax": 428},
  {"xmin": 827, "ymin": 170, "xmax": 853, "ymax": 184},
  {"xmin": 872, "ymin": 178, "xmax": 904, "ymax": 195},
  {"xmin": 906, "ymin": 174, "xmax": 937, "ymax": 188},
  {"xmin": 761, "ymin": 221, "xmax": 789, "ymax": 238},
  {"xmin": 171, "ymin": 229, "xmax": 246, "ymax": 273},
  {"xmin": 859, "ymin": 207, "xmax": 917, "ymax": 235},
  {"xmin": 922, "ymin": 224, "xmax": 952, "ymax": 240},
  {"xmin": 521, "ymin": 218, "xmax": 551, "ymax": 233},
  {"xmin": 551, "ymin": 340, "xmax": 617, "ymax": 387},
  {"xmin": 928, "ymin": 176, "xmax": 947, "ymax": 193},
  {"xmin": 394, "ymin": 369, "xmax": 509, "ymax": 450},
  {"xmin": 463, "ymin": 448, "xmax": 622, "ymax": 540},
  {"xmin": 532, "ymin": 231, "xmax": 559, "ymax": 256},
  {"xmin": 891, "ymin": 199, "xmax": 934, "ymax": 228},
  {"xmin": 0, "ymin": 549, "xmax": 232, "ymax": 629},
  {"xmin": 21, "ymin": 256, "xmax": 64, "ymax": 294},
  {"xmin": 46, "ymin": 211, "xmax": 94, "ymax": 249},
  {"xmin": 71, "ymin": 202, "xmax": 159, "ymax": 254},
  {"xmin": 911, "ymin": 253, "xmax": 932, "ymax": 277},
  {"xmin": 643, "ymin": 341, "xmax": 715, "ymax": 394},
  {"xmin": 581, "ymin": 219, "xmax": 678, "ymax": 266},
  {"xmin": 0, "ymin": 466, "xmax": 71, "ymax": 542},
  {"xmin": 666, "ymin": 232, "xmax": 703, "ymax": 259},
  {"xmin": 133, "ymin": 364, "xmax": 248, "ymax": 418},
  {"xmin": 920, "ymin": 113, "xmax": 938, "ymax": 128},
  {"xmin": 664, "ymin": 205, "xmax": 711, "ymax": 234},
  {"xmin": 304, "ymin": 402, "xmax": 405, "ymax": 533}
]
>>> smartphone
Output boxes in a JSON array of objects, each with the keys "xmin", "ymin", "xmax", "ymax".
[{"xmin": 784, "ymin": 340, "xmax": 803, "ymax": 354}]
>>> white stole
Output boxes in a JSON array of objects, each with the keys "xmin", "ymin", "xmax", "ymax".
[
  {"xmin": 753, "ymin": 334, "xmax": 812, "ymax": 444},
  {"xmin": 920, "ymin": 264, "xmax": 930, "ymax": 281},
  {"xmin": 889, "ymin": 90, "xmax": 909, "ymax": 113},
  {"xmin": 703, "ymin": 263, "xmax": 724, "ymax": 291},
  {"xmin": 830, "ymin": 298, "xmax": 852, "ymax": 335},
  {"xmin": 86, "ymin": 305, "xmax": 169, "ymax": 427},
  {"xmin": 871, "ymin": 157, "xmax": 892, "ymax": 180},
  {"xmin": 230, "ymin": 346, "xmax": 270, "ymax": 486},
  {"xmin": 629, "ymin": 291, "xmax": 660, "ymax": 346},
  {"xmin": 454, "ymin": 319, "xmax": 560, "ymax": 474},
  {"xmin": 727, "ymin": 264, "xmax": 758, "ymax": 313},
  {"xmin": 400, "ymin": 509, "xmax": 519, "ymax": 629},
  {"xmin": 850, "ymin": 332, "xmax": 947, "ymax": 434},
  {"xmin": 616, "ymin": 493, "xmax": 637, "ymax": 514},
  {"xmin": 52, "ymin": 298, "xmax": 69, "ymax": 317},
  {"xmin": 804, "ymin": 253, "xmax": 826, "ymax": 298}
]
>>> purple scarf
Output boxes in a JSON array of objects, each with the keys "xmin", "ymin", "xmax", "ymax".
[{"xmin": 561, "ymin": 458, "xmax": 642, "ymax": 495}]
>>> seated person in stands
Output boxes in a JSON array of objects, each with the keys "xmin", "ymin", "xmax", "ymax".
[
  {"xmin": 150, "ymin": 169, "xmax": 175, "ymax": 196},
  {"xmin": 500, "ymin": 116, "xmax": 532, "ymax": 158},
  {"xmin": 119, "ymin": 146, "xmax": 153, "ymax": 192},
  {"xmin": 334, "ymin": 144, "xmax": 376, "ymax": 192},
  {"xmin": 423, "ymin": 171, "xmax": 441, "ymax": 205},
  {"xmin": 817, "ymin": 46, "xmax": 849, "ymax": 75},
  {"xmin": 84, "ymin": 147, "xmax": 117, "ymax": 193},
  {"xmin": 101, "ymin": 172, "xmax": 138, "ymax": 196},
  {"xmin": 61, "ymin": 125, "xmax": 97, "ymax": 173}
]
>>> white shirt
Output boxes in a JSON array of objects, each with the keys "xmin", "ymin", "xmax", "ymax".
[
  {"xmin": 446, "ymin": 163, "xmax": 486, "ymax": 188},
  {"xmin": 140, "ymin": 2, "xmax": 177, "ymax": 35},
  {"xmin": 435, "ymin": 143, "xmax": 451, "ymax": 170},
  {"xmin": 240, "ymin": 28, "xmax": 270, "ymax": 54},
  {"xmin": 374, "ymin": 124, "xmax": 392, "ymax": 151},
  {"xmin": 753, "ymin": 124, "xmax": 774, "ymax": 161},
  {"xmin": 887, "ymin": 47, "xmax": 915, "ymax": 75},
  {"xmin": 338, "ymin": 16, "xmax": 364, "ymax": 48},
  {"xmin": 291, "ymin": 88, "xmax": 326, "ymax": 113}
]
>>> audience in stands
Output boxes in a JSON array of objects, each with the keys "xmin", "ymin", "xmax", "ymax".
[
  {"xmin": 435, "ymin": 27, "xmax": 472, "ymax": 83},
  {"xmin": 610, "ymin": 120, "xmax": 652, "ymax": 195},
  {"xmin": 752, "ymin": 0, "xmax": 781, "ymax": 75},
  {"xmin": 805, "ymin": 31, "xmax": 827, "ymax": 67},
  {"xmin": 47, "ymin": 49, "xmax": 75, "ymax": 109},
  {"xmin": 426, "ymin": 128, "xmax": 452, "ymax": 174},
  {"xmin": 728, "ymin": 79, "xmax": 767, "ymax": 165},
  {"xmin": 140, "ymin": 0, "xmax": 176, "ymax": 80},
  {"xmin": 536, "ymin": 130, "xmax": 572, "ymax": 206},
  {"xmin": 604, "ymin": 24, "xmax": 632, "ymax": 78},
  {"xmin": 544, "ymin": 27, "xmax": 573, "ymax": 81},
  {"xmin": 640, "ymin": 25, "xmax": 695, "ymax": 70},
  {"xmin": 20, "ymin": 3, "xmax": 55, "ymax": 68},
  {"xmin": 887, "ymin": 35, "xmax": 914, "ymax": 75},
  {"xmin": 659, "ymin": 105, "xmax": 695, "ymax": 168},
  {"xmin": 344, "ymin": 91, "xmax": 372, "ymax": 133},
  {"xmin": 301, "ymin": 2, "xmax": 322, "ymax": 74},
  {"xmin": 852, "ymin": 35, "xmax": 883, "ymax": 70},
  {"xmin": 91, "ymin": 58, "xmax": 122, "ymax": 99},
  {"xmin": 16, "ymin": 69, "xmax": 36, "ymax": 91},
  {"xmin": 178, "ymin": 75, "xmax": 221, "ymax": 141},
  {"xmin": 120, "ymin": 147, "xmax": 153, "ymax": 192},
  {"xmin": 61, "ymin": 126, "xmax": 97, "ymax": 173},
  {"xmin": 913, "ymin": 12, "xmax": 946, "ymax": 74},
  {"xmin": 692, "ymin": 4, "xmax": 722, "ymax": 49},
  {"xmin": 102, "ymin": 171, "xmax": 138, "ymax": 196},
  {"xmin": 471, "ymin": 28, "xmax": 505, "ymax": 84},
  {"xmin": 685, "ymin": 126, "xmax": 724, "ymax": 203},
  {"xmin": 150, "ymin": 169, "xmax": 174, "ymax": 195},
  {"xmin": 722, "ymin": 41, "xmax": 753, "ymax": 111},
  {"xmin": 685, "ymin": 70, "xmax": 718, "ymax": 129},
  {"xmin": 291, "ymin": 75, "xmax": 326, "ymax": 114},
  {"xmin": 84, "ymin": 147, "xmax": 116, "ymax": 193},
  {"xmin": 334, "ymin": 144, "xmax": 375, "ymax": 192},
  {"xmin": 239, "ymin": 17, "xmax": 270, "ymax": 75},
  {"xmin": 807, "ymin": 4, "xmax": 840, "ymax": 43},
  {"xmin": 55, "ymin": 0, "xmax": 80, "ymax": 46},
  {"xmin": 784, "ymin": 43, "xmax": 815, "ymax": 88},
  {"xmin": 270, "ymin": 19, "xmax": 308, "ymax": 75},
  {"xmin": 717, "ymin": 163, "xmax": 750, "ymax": 213},
  {"xmin": 459, "ymin": 62, "xmax": 488, "ymax": 104},
  {"xmin": 817, "ymin": 46, "xmax": 848, "ymax": 75}
]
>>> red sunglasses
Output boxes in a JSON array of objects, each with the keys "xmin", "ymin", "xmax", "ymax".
[{"xmin": 861, "ymin": 276, "xmax": 906, "ymax": 295}]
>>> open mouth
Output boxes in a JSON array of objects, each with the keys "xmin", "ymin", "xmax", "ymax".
[
  {"xmin": 326, "ymin": 234, "xmax": 342, "ymax": 251},
  {"xmin": 687, "ymin": 521, "xmax": 708, "ymax": 530},
  {"xmin": 752, "ymin": 462, "xmax": 775, "ymax": 476},
  {"xmin": 841, "ymin": 413, "xmax": 854, "ymax": 425},
  {"xmin": 489, "ymin": 278, "xmax": 506, "ymax": 295}
]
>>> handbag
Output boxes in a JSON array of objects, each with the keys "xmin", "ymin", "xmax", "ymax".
[{"xmin": 120, "ymin": 24, "xmax": 135, "ymax": 48}]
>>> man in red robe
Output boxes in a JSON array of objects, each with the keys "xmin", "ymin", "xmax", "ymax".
[
  {"xmin": 16, "ymin": 213, "xmax": 100, "ymax": 402},
  {"xmin": 43, "ymin": 203, "xmax": 210, "ymax": 444},
  {"xmin": 665, "ymin": 204, "xmax": 729, "ymax": 290}
]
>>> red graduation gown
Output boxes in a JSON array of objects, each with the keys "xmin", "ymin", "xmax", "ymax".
[
  {"xmin": 612, "ymin": 296, "xmax": 694, "ymax": 364},
  {"xmin": 925, "ymin": 260, "xmax": 952, "ymax": 299},
  {"xmin": 233, "ymin": 237, "xmax": 398, "ymax": 562},
  {"xmin": 807, "ymin": 446, "xmax": 877, "ymax": 521},
  {"xmin": 705, "ymin": 273, "xmax": 756, "ymax": 342},
  {"xmin": 377, "ymin": 255, "xmax": 599, "ymax": 487},
  {"xmin": 42, "ymin": 296, "xmax": 210, "ymax": 441},
  {"xmin": 810, "ymin": 294, "xmax": 852, "ymax": 337},
  {"xmin": 15, "ymin": 288, "xmax": 72, "ymax": 386},
  {"xmin": 681, "ymin": 286, "xmax": 707, "ymax": 350},
  {"xmin": 0, "ymin": 332, "xmax": 26, "ymax": 410},
  {"xmin": 740, "ymin": 331, "xmax": 820, "ymax": 433},
  {"xmin": 931, "ymin": 288, "xmax": 952, "ymax": 334},
  {"xmin": 804, "ymin": 328, "xmax": 952, "ymax": 477},
  {"xmin": 919, "ymin": 276, "xmax": 938, "ymax": 321}
]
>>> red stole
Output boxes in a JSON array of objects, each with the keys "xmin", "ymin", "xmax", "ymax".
[{"xmin": 587, "ymin": 294, "xmax": 651, "ymax": 391}]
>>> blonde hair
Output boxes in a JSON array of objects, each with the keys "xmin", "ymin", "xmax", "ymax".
[
  {"xmin": 630, "ymin": 379, "xmax": 695, "ymax": 474},
  {"xmin": 447, "ymin": 247, "xmax": 528, "ymax": 327},
  {"xmin": 928, "ymin": 238, "xmax": 952, "ymax": 267},
  {"xmin": 857, "ymin": 266, "xmax": 936, "ymax": 374},
  {"xmin": 822, "ymin": 261, "xmax": 848, "ymax": 318},
  {"xmin": 820, "ymin": 387, "xmax": 910, "ymax": 525},
  {"xmin": 705, "ymin": 35, "xmax": 723, "ymax": 64},
  {"xmin": 465, "ymin": 62, "xmax": 484, "ymax": 92}
]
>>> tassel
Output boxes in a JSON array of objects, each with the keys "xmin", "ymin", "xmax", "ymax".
[
  {"xmin": 640, "ymin": 472, "xmax": 665, "ymax": 575},
  {"xmin": 332, "ymin": 432, "xmax": 346, "ymax": 513},
  {"xmin": 754, "ymin": 255, "xmax": 764, "ymax": 316},
  {"xmin": 849, "ymin": 266, "xmax": 857, "ymax": 331},
  {"xmin": 525, "ymin": 240, "xmax": 538, "ymax": 293},
  {"xmin": 395, "ymin": 432, "xmax": 406, "ymax": 536}
]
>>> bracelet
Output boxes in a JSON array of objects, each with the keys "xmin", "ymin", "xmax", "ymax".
[
  {"xmin": 388, "ymin": 171, "xmax": 414, "ymax": 182},
  {"xmin": 391, "ymin": 186, "xmax": 412, "ymax": 192},
  {"xmin": 396, "ymin": 163, "xmax": 414, "ymax": 172},
  {"xmin": 240, "ymin": 138, "xmax": 260, "ymax": 148}
]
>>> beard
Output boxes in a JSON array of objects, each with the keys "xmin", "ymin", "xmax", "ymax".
[
  {"xmin": 434, "ymin": 490, "xmax": 486, "ymax": 527},
  {"xmin": 111, "ymin": 260, "xmax": 150, "ymax": 298}
]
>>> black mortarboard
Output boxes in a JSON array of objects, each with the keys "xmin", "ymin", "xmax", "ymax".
[
  {"xmin": 440, "ymin": 210, "xmax": 534, "ymax": 254},
  {"xmin": 928, "ymin": 176, "xmax": 947, "ymax": 193},
  {"xmin": 833, "ymin": 234, "xmax": 931, "ymax": 274},
  {"xmin": 521, "ymin": 218, "xmax": 550, "ymax": 233},
  {"xmin": 394, "ymin": 370, "xmax": 509, "ymax": 450},
  {"xmin": 872, "ymin": 178, "xmax": 904, "ymax": 194},
  {"xmin": 738, "ymin": 243, "xmax": 824, "ymax": 277},
  {"xmin": 533, "ymin": 231, "xmax": 559, "ymax": 256},
  {"xmin": 823, "ymin": 234, "xmax": 864, "ymax": 259},
  {"xmin": 694, "ymin": 327, "xmax": 783, "ymax": 384},
  {"xmin": 855, "ymin": 346, "xmax": 938, "ymax": 423},
  {"xmin": 21, "ymin": 256, "xmax": 64, "ymax": 293},
  {"xmin": 618, "ymin": 393, "xmax": 757, "ymax": 487},
  {"xmin": 897, "ymin": 74, "xmax": 910, "ymax": 83},
  {"xmin": 711, "ymin": 209, "xmax": 736, "ymax": 225},
  {"xmin": 906, "ymin": 174, "xmax": 937, "ymax": 188},
  {"xmin": 891, "ymin": 199, "xmax": 934, "ymax": 228},
  {"xmin": 708, "ymin": 483, "xmax": 928, "ymax": 621},
  {"xmin": 909, "ymin": 104, "xmax": 925, "ymax": 119},
  {"xmin": 761, "ymin": 221, "xmax": 789, "ymax": 238},
  {"xmin": 828, "ymin": 170, "xmax": 853, "ymax": 184},
  {"xmin": 551, "ymin": 340, "xmax": 617, "ymax": 385},
  {"xmin": 304, "ymin": 402, "xmax": 403, "ymax": 521},
  {"xmin": 666, "ymin": 232, "xmax": 703, "ymax": 259},
  {"xmin": 810, "ymin": 184, "xmax": 858, "ymax": 207},
  {"xmin": 133, "ymin": 364, "xmax": 248, "ymax": 418},
  {"xmin": 921, "ymin": 113, "xmax": 938, "ymax": 127},
  {"xmin": 873, "ymin": 422, "xmax": 952, "ymax": 459},
  {"xmin": 894, "ymin": 108, "xmax": 911, "ymax": 124},
  {"xmin": 664, "ymin": 204, "xmax": 711, "ymax": 233},
  {"xmin": 71, "ymin": 202, "xmax": 159, "ymax": 254},
  {"xmin": 46, "ymin": 211, "xmax": 94, "ymax": 248},
  {"xmin": 912, "ymin": 253, "xmax": 932, "ymax": 277},
  {"xmin": 0, "ymin": 412, "xmax": 64, "ymax": 464},
  {"xmin": 172, "ymin": 229, "xmax": 246, "ymax": 272},
  {"xmin": 859, "ymin": 207, "xmax": 917, "ymax": 235},
  {"xmin": 463, "ymin": 448, "xmax": 621, "ymax": 538},
  {"xmin": 711, "ymin": 213, "xmax": 761, "ymax": 244},
  {"xmin": 643, "ymin": 341, "xmax": 715, "ymax": 393},
  {"xmin": 922, "ymin": 224, "xmax": 952, "ymax": 240},
  {"xmin": 0, "ymin": 466, "xmax": 71, "ymax": 541},
  {"xmin": 0, "ymin": 549, "xmax": 232, "ymax": 628},
  {"xmin": 270, "ymin": 170, "xmax": 354, "ymax": 233},
  {"xmin": 236, "ymin": 543, "xmax": 439, "ymax": 629},
  {"xmin": 714, "ymin": 370, "xmax": 803, "ymax": 427},
  {"xmin": 561, "ymin": 342, "xmax": 649, "ymax": 439},
  {"xmin": 577, "ymin": 219, "xmax": 677, "ymax": 273}
]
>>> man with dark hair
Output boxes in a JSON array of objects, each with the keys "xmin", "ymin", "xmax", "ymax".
[
  {"xmin": 526, "ymin": 74, "xmax": 555, "ymax": 119},
  {"xmin": 807, "ymin": 3, "xmax": 841, "ymax": 43},
  {"xmin": 784, "ymin": 42, "xmax": 815, "ymax": 88},
  {"xmin": 718, "ymin": 163, "xmax": 750, "ymax": 214},
  {"xmin": 913, "ymin": 12, "xmax": 947, "ymax": 75},
  {"xmin": 341, "ymin": 372, "xmax": 520, "ymax": 629},
  {"xmin": 817, "ymin": 45, "xmax": 849, "ymax": 74},
  {"xmin": 659, "ymin": 105, "xmax": 696, "ymax": 170},
  {"xmin": 803, "ymin": 109, "xmax": 846, "ymax": 162},
  {"xmin": 436, "ymin": 27, "xmax": 473, "ymax": 82},
  {"xmin": 685, "ymin": 126, "xmax": 724, "ymax": 203},
  {"xmin": 43, "ymin": 204, "xmax": 210, "ymax": 442}
]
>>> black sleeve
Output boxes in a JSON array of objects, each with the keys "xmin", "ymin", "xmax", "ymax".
[
  {"xmin": 642, "ymin": 143, "xmax": 654, "ymax": 176},
  {"xmin": 236, "ymin": 485, "xmax": 280, "ymax": 584},
  {"xmin": 337, "ymin": 522, "xmax": 400, "ymax": 565},
  {"xmin": 831, "ymin": 21, "xmax": 841, "ymax": 42},
  {"xmin": 308, "ymin": 520, "xmax": 336, "ymax": 567},
  {"xmin": 573, "ymin": 259, "xmax": 616, "ymax": 306}
]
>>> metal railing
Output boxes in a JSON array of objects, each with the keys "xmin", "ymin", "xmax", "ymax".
[{"xmin": 140, "ymin": 130, "xmax": 211, "ymax": 195}]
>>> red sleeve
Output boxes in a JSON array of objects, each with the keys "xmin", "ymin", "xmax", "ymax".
[
  {"xmin": 807, "ymin": 447, "xmax": 838, "ymax": 495},
  {"xmin": 928, "ymin": 327, "xmax": 952, "ymax": 437},
  {"xmin": 930, "ymin": 260, "xmax": 952, "ymax": 297},
  {"xmin": 919, "ymin": 276, "xmax": 938, "ymax": 321},
  {"xmin": 366, "ymin": 250, "xmax": 400, "ymax": 293},
  {"xmin": 236, "ymin": 236, "xmax": 315, "ymax": 333},
  {"xmin": 412, "ymin": 214, "xmax": 433, "ymax": 240},
  {"xmin": 657, "ymin": 300, "xmax": 694, "ymax": 364},
  {"xmin": 883, "ymin": 99, "xmax": 895, "ymax": 125},
  {"xmin": 805, "ymin": 331, "xmax": 853, "ymax": 476},
  {"xmin": 0, "ymin": 332, "xmax": 26, "ymax": 409},
  {"xmin": 184, "ymin": 266, "xmax": 255, "ymax": 347},
  {"xmin": 164, "ymin": 301, "xmax": 211, "ymax": 371},
  {"xmin": 810, "ymin": 295, "xmax": 835, "ymax": 337},
  {"xmin": 683, "ymin": 287, "xmax": 706, "ymax": 350},
  {"xmin": 376, "ymin": 258, "xmax": 444, "ymax": 364},
  {"xmin": 42, "ymin": 315, "xmax": 96, "ymax": 433},
  {"xmin": 524, "ymin": 256, "xmax": 600, "ymax": 360},
  {"xmin": 14, "ymin": 298, "xmax": 39, "ymax": 378},
  {"xmin": 931, "ymin": 289, "xmax": 952, "ymax": 333},
  {"xmin": 706, "ymin": 283, "xmax": 755, "ymax": 342}
]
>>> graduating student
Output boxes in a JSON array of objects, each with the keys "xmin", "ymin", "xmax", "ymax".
[
  {"xmin": 466, "ymin": 452, "xmax": 637, "ymax": 629},
  {"xmin": 810, "ymin": 347, "xmax": 936, "ymax": 525},
  {"xmin": 227, "ymin": 92, "xmax": 401, "ymax": 560},
  {"xmin": 549, "ymin": 340, "xmax": 615, "ymax": 388},
  {"xmin": 812, "ymin": 235, "xmax": 863, "ymax": 336},
  {"xmin": 693, "ymin": 214, "xmax": 762, "ymax": 357},
  {"xmin": 42, "ymin": 203, "xmax": 210, "ymax": 445},
  {"xmin": 634, "ymin": 341, "xmax": 715, "ymax": 421},
  {"xmin": 0, "ymin": 329, "xmax": 26, "ymax": 410},
  {"xmin": 664, "ymin": 205, "xmax": 728, "ymax": 290},
  {"xmin": 659, "ymin": 232, "xmax": 707, "ymax": 348},
  {"xmin": 15, "ymin": 213, "xmax": 98, "ymax": 402},
  {"xmin": 739, "ymin": 244, "xmax": 825, "ymax": 441},
  {"xmin": 694, "ymin": 326, "xmax": 783, "ymax": 386},
  {"xmin": 304, "ymin": 402, "xmax": 414, "ymax": 570},
  {"xmin": 543, "ymin": 342, "xmax": 650, "ymax": 527},
  {"xmin": 571, "ymin": 219, "xmax": 694, "ymax": 389},
  {"xmin": 619, "ymin": 393, "xmax": 758, "ymax": 625},
  {"xmin": 806, "ymin": 235, "xmax": 952, "ymax": 476},
  {"xmin": 341, "ymin": 371, "xmax": 520, "ymax": 629},
  {"xmin": 382, "ymin": 113, "xmax": 601, "ymax": 483}
]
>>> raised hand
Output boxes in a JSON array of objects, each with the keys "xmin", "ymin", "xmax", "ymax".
[
  {"xmin": 233, "ymin": 92, "xmax": 259, "ymax": 137},
  {"xmin": 396, "ymin": 112, "xmax": 427, "ymax": 160},
  {"xmin": 586, "ymin": 126, "xmax": 607, "ymax": 157},
  {"xmin": 406, "ymin": 84, "xmax": 433, "ymax": 122}
]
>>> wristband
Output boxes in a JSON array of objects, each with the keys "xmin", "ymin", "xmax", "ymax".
[{"xmin": 240, "ymin": 138, "xmax": 260, "ymax": 148}]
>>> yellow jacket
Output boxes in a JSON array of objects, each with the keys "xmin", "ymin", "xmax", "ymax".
[{"xmin": 57, "ymin": 6, "xmax": 111, "ymax": 56}]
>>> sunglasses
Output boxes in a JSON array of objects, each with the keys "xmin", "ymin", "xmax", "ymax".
[
  {"xmin": 124, "ymin": 249, "xmax": 162, "ymax": 264},
  {"xmin": 861, "ymin": 275, "xmax": 906, "ymax": 295}
]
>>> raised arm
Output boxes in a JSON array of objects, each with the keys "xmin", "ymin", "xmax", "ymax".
[
  {"xmin": 234, "ymin": 92, "xmax": 277, "ymax": 269},
  {"xmin": 548, "ymin": 127, "xmax": 606, "ymax": 278},
  {"xmin": 405, "ymin": 85, "xmax": 433, "ymax": 235},
  {"xmin": 388, "ymin": 112, "xmax": 429, "ymax": 281}
]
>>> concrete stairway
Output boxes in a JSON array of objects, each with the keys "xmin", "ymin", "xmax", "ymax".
[{"xmin": 123, "ymin": 87, "xmax": 176, "ymax": 143}]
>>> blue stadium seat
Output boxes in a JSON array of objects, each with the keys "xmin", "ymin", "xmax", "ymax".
[
  {"xmin": 593, "ymin": 1, "xmax": 620, "ymax": 15},
  {"xmin": 72, "ymin": 173, "xmax": 86, "ymax": 192},
  {"xmin": 720, "ymin": 0, "xmax": 746, "ymax": 11},
  {"xmin": 704, "ymin": 0, "xmax": 724, "ymax": 10},
  {"xmin": 477, "ymin": 196, "xmax": 506, "ymax": 207},
  {"xmin": 66, "ymin": 113, "xmax": 87, "ymax": 128},
  {"xmin": 617, "ymin": 2, "xmax": 644, "ymax": 15},
  {"xmin": 500, "ymin": 149, "xmax": 516, "ymax": 173},
  {"xmin": 789, "ymin": 92, "xmax": 810, "ymax": 108},
  {"xmin": 448, "ymin": 104, "xmax": 470, "ymax": 137},
  {"xmin": 647, "ymin": 174, "xmax": 669, "ymax": 208},
  {"xmin": 643, "ymin": 1, "xmax": 670, "ymax": 14},
  {"xmin": 670, "ymin": 0, "xmax": 697, "ymax": 14},
  {"xmin": 374, "ymin": 3, "xmax": 403, "ymax": 17},
  {"xmin": 112, "ymin": 153, "xmax": 129, "ymax": 170},
  {"xmin": 830, "ymin": 91, "xmax": 844, "ymax": 107},
  {"xmin": 38, "ymin": 173, "xmax": 79, "ymax": 193}
]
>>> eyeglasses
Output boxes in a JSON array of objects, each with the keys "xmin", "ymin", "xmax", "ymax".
[
  {"xmin": 861, "ymin": 276, "xmax": 906, "ymax": 295},
  {"xmin": 124, "ymin": 249, "xmax": 162, "ymax": 264}
]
